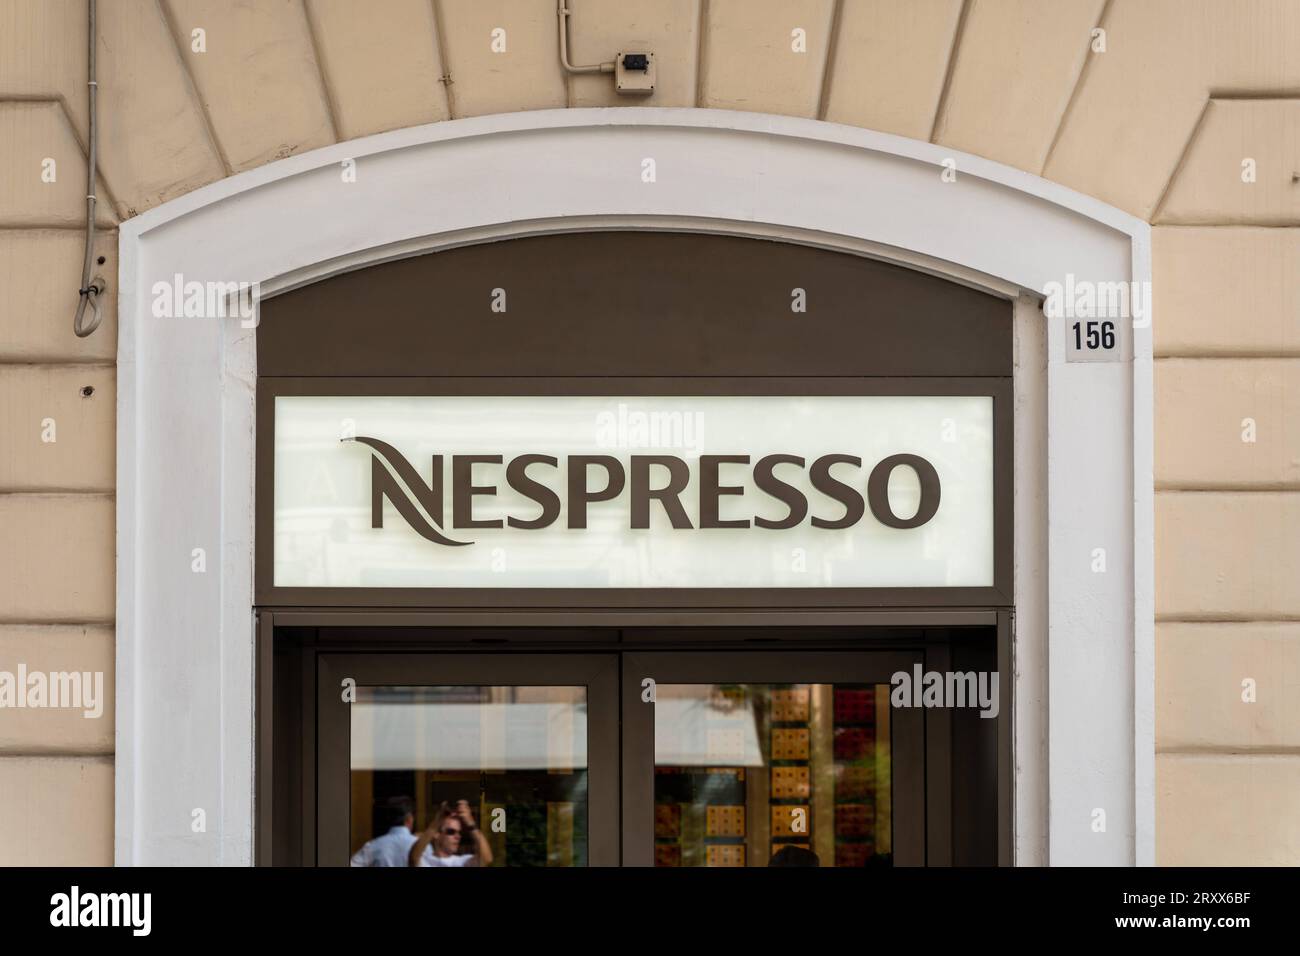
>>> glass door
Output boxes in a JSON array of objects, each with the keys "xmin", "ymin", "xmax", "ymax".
[
  {"xmin": 315, "ymin": 648, "xmax": 928, "ymax": 866},
  {"xmin": 621, "ymin": 651, "xmax": 926, "ymax": 866},
  {"xmin": 317, "ymin": 654, "xmax": 619, "ymax": 866}
]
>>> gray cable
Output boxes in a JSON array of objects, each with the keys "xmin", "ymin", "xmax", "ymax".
[{"xmin": 74, "ymin": 0, "xmax": 105, "ymax": 338}]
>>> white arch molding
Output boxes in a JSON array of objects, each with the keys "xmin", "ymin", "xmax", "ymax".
[{"xmin": 115, "ymin": 108, "xmax": 1153, "ymax": 867}]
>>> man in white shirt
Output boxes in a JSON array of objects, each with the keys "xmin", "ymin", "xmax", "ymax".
[
  {"xmin": 409, "ymin": 800, "xmax": 493, "ymax": 867},
  {"xmin": 350, "ymin": 796, "xmax": 420, "ymax": 867}
]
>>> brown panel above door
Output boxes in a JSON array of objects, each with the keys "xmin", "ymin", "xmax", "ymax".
[{"xmin": 258, "ymin": 231, "xmax": 1011, "ymax": 378}]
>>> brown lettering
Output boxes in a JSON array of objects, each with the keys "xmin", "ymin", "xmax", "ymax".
[
  {"xmin": 631, "ymin": 455, "xmax": 693, "ymax": 529},
  {"xmin": 506, "ymin": 454, "xmax": 561, "ymax": 529},
  {"xmin": 452, "ymin": 455, "xmax": 504, "ymax": 529},
  {"xmin": 809, "ymin": 454, "xmax": 865, "ymax": 529},
  {"xmin": 699, "ymin": 455, "xmax": 751, "ymax": 528},
  {"xmin": 753, "ymin": 454, "xmax": 808, "ymax": 529},
  {"xmin": 866, "ymin": 454, "xmax": 941, "ymax": 528},
  {"xmin": 567, "ymin": 455, "xmax": 626, "ymax": 529}
]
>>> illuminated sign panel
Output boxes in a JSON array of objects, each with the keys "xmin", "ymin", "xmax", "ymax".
[{"xmin": 272, "ymin": 395, "xmax": 994, "ymax": 589}]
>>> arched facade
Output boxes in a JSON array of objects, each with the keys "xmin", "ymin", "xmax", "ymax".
[{"xmin": 116, "ymin": 109, "xmax": 1152, "ymax": 865}]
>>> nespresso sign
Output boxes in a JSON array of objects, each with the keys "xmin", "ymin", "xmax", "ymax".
[
  {"xmin": 273, "ymin": 395, "xmax": 993, "ymax": 589},
  {"xmin": 352, "ymin": 435, "xmax": 943, "ymax": 546}
]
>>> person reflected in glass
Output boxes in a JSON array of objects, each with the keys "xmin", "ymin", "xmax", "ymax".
[
  {"xmin": 350, "ymin": 796, "xmax": 418, "ymax": 867},
  {"xmin": 409, "ymin": 799, "xmax": 493, "ymax": 867}
]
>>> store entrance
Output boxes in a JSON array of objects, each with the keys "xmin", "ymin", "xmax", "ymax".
[
  {"xmin": 263, "ymin": 624, "xmax": 1002, "ymax": 866},
  {"xmin": 254, "ymin": 231, "xmax": 1015, "ymax": 867}
]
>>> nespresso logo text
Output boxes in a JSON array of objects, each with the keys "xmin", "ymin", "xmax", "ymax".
[{"xmin": 348, "ymin": 436, "xmax": 941, "ymax": 547}]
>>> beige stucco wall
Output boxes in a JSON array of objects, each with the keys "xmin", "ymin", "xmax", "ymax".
[{"xmin": 1, "ymin": 0, "xmax": 1297, "ymax": 866}]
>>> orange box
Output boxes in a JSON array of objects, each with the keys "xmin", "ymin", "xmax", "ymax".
[
  {"xmin": 706, "ymin": 844, "xmax": 745, "ymax": 867},
  {"xmin": 771, "ymin": 687, "xmax": 810, "ymax": 722},
  {"xmin": 771, "ymin": 766, "xmax": 810, "ymax": 799},
  {"xmin": 706, "ymin": 804, "xmax": 745, "ymax": 837},
  {"xmin": 771, "ymin": 727, "xmax": 810, "ymax": 760},
  {"xmin": 771, "ymin": 805, "xmax": 810, "ymax": 837}
]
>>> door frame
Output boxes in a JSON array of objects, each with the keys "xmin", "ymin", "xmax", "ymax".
[
  {"xmin": 258, "ymin": 613, "xmax": 1007, "ymax": 866},
  {"xmin": 316, "ymin": 652, "xmax": 620, "ymax": 867}
]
